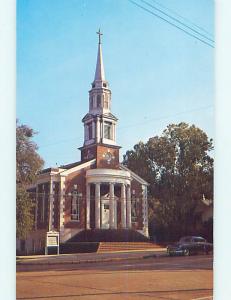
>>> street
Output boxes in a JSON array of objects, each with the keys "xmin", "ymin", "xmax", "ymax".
[{"xmin": 17, "ymin": 254, "xmax": 213, "ymax": 300}]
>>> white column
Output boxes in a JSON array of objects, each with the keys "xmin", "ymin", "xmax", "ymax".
[
  {"xmin": 95, "ymin": 118, "xmax": 98, "ymax": 143},
  {"xmin": 112, "ymin": 123, "xmax": 115, "ymax": 141},
  {"xmin": 101, "ymin": 119, "xmax": 104, "ymax": 140},
  {"xmin": 142, "ymin": 185, "xmax": 149, "ymax": 237},
  {"xmin": 86, "ymin": 183, "xmax": 91, "ymax": 229},
  {"xmin": 97, "ymin": 118, "xmax": 100, "ymax": 143},
  {"xmin": 114, "ymin": 123, "xmax": 116, "ymax": 142},
  {"xmin": 59, "ymin": 176, "xmax": 65, "ymax": 240},
  {"xmin": 92, "ymin": 121, "xmax": 95, "ymax": 139},
  {"xmin": 121, "ymin": 184, "xmax": 126, "ymax": 229},
  {"xmin": 109, "ymin": 183, "xmax": 115, "ymax": 229},
  {"xmin": 95, "ymin": 183, "xmax": 101, "ymax": 229},
  {"xmin": 126, "ymin": 185, "xmax": 132, "ymax": 228},
  {"xmin": 114, "ymin": 197, "xmax": 117, "ymax": 229},
  {"xmin": 49, "ymin": 176, "xmax": 54, "ymax": 231}
]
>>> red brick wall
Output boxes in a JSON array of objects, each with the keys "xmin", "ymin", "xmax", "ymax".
[
  {"xmin": 81, "ymin": 144, "xmax": 120, "ymax": 169},
  {"xmin": 64, "ymin": 168, "xmax": 89, "ymax": 229},
  {"xmin": 81, "ymin": 146, "xmax": 97, "ymax": 161},
  {"xmin": 96, "ymin": 145, "xmax": 119, "ymax": 169},
  {"xmin": 131, "ymin": 180, "xmax": 144, "ymax": 230}
]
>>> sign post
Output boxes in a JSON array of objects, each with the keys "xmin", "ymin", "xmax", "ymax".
[{"xmin": 45, "ymin": 231, "xmax": 60, "ymax": 255}]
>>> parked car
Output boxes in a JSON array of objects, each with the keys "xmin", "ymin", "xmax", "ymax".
[{"xmin": 166, "ymin": 236, "xmax": 213, "ymax": 256}]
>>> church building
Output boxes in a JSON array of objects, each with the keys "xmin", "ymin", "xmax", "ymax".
[{"xmin": 20, "ymin": 31, "xmax": 149, "ymax": 254}]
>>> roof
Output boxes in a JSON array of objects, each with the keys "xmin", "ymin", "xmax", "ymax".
[
  {"xmin": 38, "ymin": 158, "xmax": 94, "ymax": 175},
  {"xmin": 60, "ymin": 161, "xmax": 83, "ymax": 170},
  {"xmin": 82, "ymin": 112, "xmax": 118, "ymax": 122},
  {"xmin": 119, "ymin": 164, "xmax": 149, "ymax": 186},
  {"xmin": 94, "ymin": 42, "xmax": 105, "ymax": 82},
  {"xmin": 38, "ymin": 167, "xmax": 60, "ymax": 175}
]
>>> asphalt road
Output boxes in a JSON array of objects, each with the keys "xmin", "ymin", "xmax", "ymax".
[{"xmin": 17, "ymin": 255, "xmax": 213, "ymax": 300}]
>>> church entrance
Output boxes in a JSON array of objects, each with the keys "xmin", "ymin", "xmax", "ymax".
[
  {"xmin": 101, "ymin": 199, "xmax": 110, "ymax": 229},
  {"xmin": 100, "ymin": 192, "xmax": 118, "ymax": 229}
]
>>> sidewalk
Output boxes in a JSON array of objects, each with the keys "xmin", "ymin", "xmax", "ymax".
[{"xmin": 17, "ymin": 248, "xmax": 166, "ymax": 266}]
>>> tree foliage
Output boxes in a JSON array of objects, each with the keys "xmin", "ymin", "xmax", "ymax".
[
  {"xmin": 16, "ymin": 186, "xmax": 35, "ymax": 239},
  {"xmin": 16, "ymin": 121, "xmax": 44, "ymax": 239},
  {"xmin": 123, "ymin": 122, "xmax": 213, "ymax": 241}
]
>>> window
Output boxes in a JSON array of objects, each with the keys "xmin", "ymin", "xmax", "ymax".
[
  {"xmin": 104, "ymin": 94, "xmax": 109, "ymax": 109},
  {"xmin": 71, "ymin": 192, "xmax": 80, "ymax": 221},
  {"xmin": 131, "ymin": 196, "xmax": 138, "ymax": 222},
  {"xmin": 88, "ymin": 123, "xmax": 93, "ymax": 140},
  {"xmin": 103, "ymin": 83, "xmax": 107, "ymax": 87},
  {"xmin": 180, "ymin": 237, "xmax": 191, "ymax": 243},
  {"xmin": 193, "ymin": 237, "xmax": 205, "ymax": 243},
  {"xmin": 104, "ymin": 122, "xmax": 112, "ymax": 139},
  {"xmin": 104, "ymin": 204, "xmax": 109, "ymax": 210},
  {"xmin": 89, "ymin": 96, "xmax": 93, "ymax": 109},
  {"xmin": 97, "ymin": 95, "xmax": 101, "ymax": 107}
]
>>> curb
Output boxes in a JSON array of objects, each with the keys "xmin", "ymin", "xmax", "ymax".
[{"xmin": 16, "ymin": 253, "xmax": 164, "ymax": 266}]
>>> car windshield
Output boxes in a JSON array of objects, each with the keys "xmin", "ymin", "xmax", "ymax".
[
  {"xmin": 193, "ymin": 237, "xmax": 206, "ymax": 243},
  {"xmin": 179, "ymin": 237, "xmax": 191, "ymax": 243}
]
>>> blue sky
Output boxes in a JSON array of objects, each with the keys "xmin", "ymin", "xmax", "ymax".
[{"xmin": 17, "ymin": 0, "xmax": 214, "ymax": 168}]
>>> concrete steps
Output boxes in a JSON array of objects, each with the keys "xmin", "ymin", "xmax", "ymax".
[
  {"xmin": 67, "ymin": 229, "xmax": 150, "ymax": 242},
  {"xmin": 97, "ymin": 242, "xmax": 162, "ymax": 253}
]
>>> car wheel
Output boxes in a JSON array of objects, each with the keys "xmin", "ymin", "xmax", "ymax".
[
  {"xmin": 183, "ymin": 249, "xmax": 190, "ymax": 256},
  {"xmin": 205, "ymin": 249, "xmax": 210, "ymax": 255}
]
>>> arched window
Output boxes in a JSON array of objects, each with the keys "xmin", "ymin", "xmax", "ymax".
[
  {"xmin": 97, "ymin": 95, "xmax": 101, "ymax": 108},
  {"xmin": 88, "ymin": 123, "xmax": 93, "ymax": 140},
  {"xmin": 71, "ymin": 191, "xmax": 80, "ymax": 221},
  {"xmin": 104, "ymin": 94, "xmax": 109, "ymax": 109},
  {"xmin": 131, "ymin": 195, "xmax": 138, "ymax": 222},
  {"xmin": 104, "ymin": 121, "xmax": 112, "ymax": 139},
  {"xmin": 89, "ymin": 97, "xmax": 93, "ymax": 109}
]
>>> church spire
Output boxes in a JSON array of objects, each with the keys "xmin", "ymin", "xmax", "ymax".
[
  {"xmin": 94, "ymin": 29, "xmax": 106, "ymax": 83},
  {"xmin": 81, "ymin": 30, "xmax": 118, "ymax": 151}
]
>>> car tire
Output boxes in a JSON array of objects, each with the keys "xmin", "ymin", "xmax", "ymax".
[
  {"xmin": 183, "ymin": 249, "xmax": 190, "ymax": 256},
  {"xmin": 205, "ymin": 249, "xmax": 210, "ymax": 255}
]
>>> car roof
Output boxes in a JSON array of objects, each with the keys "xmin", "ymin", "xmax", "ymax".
[{"xmin": 180, "ymin": 236, "xmax": 205, "ymax": 240}]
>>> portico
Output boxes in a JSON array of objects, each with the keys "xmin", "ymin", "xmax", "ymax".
[{"xmin": 86, "ymin": 168, "xmax": 132, "ymax": 230}]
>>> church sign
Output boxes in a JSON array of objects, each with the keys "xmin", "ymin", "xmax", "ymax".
[{"xmin": 45, "ymin": 231, "xmax": 60, "ymax": 255}]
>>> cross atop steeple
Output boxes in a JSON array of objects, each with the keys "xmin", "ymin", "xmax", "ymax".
[
  {"xmin": 94, "ymin": 29, "xmax": 105, "ymax": 82},
  {"xmin": 96, "ymin": 29, "xmax": 103, "ymax": 44}
]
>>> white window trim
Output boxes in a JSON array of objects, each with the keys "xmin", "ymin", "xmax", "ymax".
[
  {"xmin": 71, "ymin": 194, "xmax": 80, "ymax": 221},
  {"xmin": 131, "ymin": 196, "xmax": 138, "ymax": 223}
]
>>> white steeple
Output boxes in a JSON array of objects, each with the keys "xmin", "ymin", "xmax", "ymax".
[
  {"xmin": 94, "ymin": 29, "xmax": 105, "ymax": 82},
  {"xmin": 92, "ymin": 29, "xmax": 108, "ymax": 89},
  {"xmin": 82, "ymin": 30, "xmax": 118, "ymax": 148}
]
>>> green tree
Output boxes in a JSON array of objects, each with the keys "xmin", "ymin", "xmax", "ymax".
[
  {"xmin": 123, "ymin": 122, "xmax": 213, "ymax": 241},
  {"xmin": 16, "ymin": 121, "xmax": 44, "ymax": 239}
]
